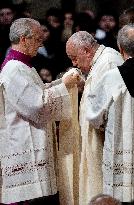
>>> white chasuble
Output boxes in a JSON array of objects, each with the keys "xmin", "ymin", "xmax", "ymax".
[
  {"xmin": 79, "ymin": 77, "xmax": 104, "ymax": 205},
  {"xmin": 79, "ymin": 45, "xmax": 124, "ymax": 205}
]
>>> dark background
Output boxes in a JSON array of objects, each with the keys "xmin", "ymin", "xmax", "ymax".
[{"xmin": 20, "ymin": 0, "xmax": 134, "ymax": 19}]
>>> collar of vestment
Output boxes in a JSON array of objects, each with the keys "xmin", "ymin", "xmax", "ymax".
[
  {"xmin": 1, "ymin": 49, "xmax": 32, "ymax": 70},
  {"xmin": 118, "ymin": 57, "xmax": 134, "ymax": 97},
  {"xmin": 87, "ymin": 44, "xmax": 105, "ymax": 79},
  {"xmin": 91, "ymin": 44, "xmax": 105, "ymax": 68}
]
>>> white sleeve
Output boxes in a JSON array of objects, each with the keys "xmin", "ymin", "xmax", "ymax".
[
  {"xmin": 86, "ymin": 74, "xmax": 112, "ymax": 129},
  {"xmin": 4, "ymin": 68, "xmax": 72, "ymax": 126},
  {"xmin": 43, "ymin": 79, "xmax": 62, "ymax": 88}
]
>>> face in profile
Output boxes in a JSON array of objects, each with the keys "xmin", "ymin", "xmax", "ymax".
[
  {"xmin": 25, "ymin": 25, "xmax": 44, "ymax": 57},
  {"xmin": 66, "ymin": 41, "xmax": 93, "ymax": 74}
]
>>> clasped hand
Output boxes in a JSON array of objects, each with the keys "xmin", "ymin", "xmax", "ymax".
[{"xmin": 62, "ymin": 68, "xmax": 83, "ymax": 89}]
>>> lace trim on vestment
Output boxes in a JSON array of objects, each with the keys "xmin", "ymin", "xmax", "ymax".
[{"xmin": 1, "ymin": 147, "xmax": 48, "ymax": 159}]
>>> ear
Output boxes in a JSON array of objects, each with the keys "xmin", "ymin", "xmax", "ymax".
[
  {"xmin": 84, "ymin": 46, "xmax": 91, "ymax": 55},
  {"xmin": 118, "ymin": 45, "xmax": 126, "ymax": 60},
  {"xmin": 118, "ymin": 45, "xmax": 123, "ymax": 55},
  {"xmin": 19, "ymin": 35, "xmax": 27, "ymax": 44},
  {"xmin": 119, "ymin": 46, "xmax": 129, "ymax": 60}
]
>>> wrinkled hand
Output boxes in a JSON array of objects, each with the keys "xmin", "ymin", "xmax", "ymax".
[
  {"xmin": 62, "ymin": 68, "xmax": 82, "ymax": 78},
  {"xmin": 77, "ymin": 77, "xmax": 85, "ymax": 93},
  {"xmin": 62, "ymin": 70, "xmax": 81, "ymax": 89}
]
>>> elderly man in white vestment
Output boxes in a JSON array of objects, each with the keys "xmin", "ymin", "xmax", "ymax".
[
  {"xmin": 0, "ymin": 18, "xmax": 80, "ymax": 205},
  {"xmin": 86, "ymin": 24, "xmax": 134, "ymax": 204},
  {"xmin": 66, "ymin": 31, "xmax": 124, "ymax": 205}
]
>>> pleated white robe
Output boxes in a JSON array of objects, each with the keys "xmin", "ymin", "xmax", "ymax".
[
  {"xmin": 79, "ymin": 45, "xmax": 124, "ymax": 205},
  {"xmin": 0, "ymin": 60, "xmax": 72, "ymax": 204},
  {"xmin": 86, "ymin": 68, "xmax": 134, "ymax": 202}
]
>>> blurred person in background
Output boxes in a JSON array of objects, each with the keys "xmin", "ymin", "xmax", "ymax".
[
  {"xmin": 0, "ymin": 2, "xmax": 15, "ymax": 65},
  {"xmin": 61, "ymin": 10, "xmax": 74, "ymax": 43},
  {"xmin": 83, "ymin": 8, "xmax": 95, "ymax": 20},
  {"xmin": 39, "ymin": 67, "xmax": 52, "ymax": 83},
  {"xmin": 37, "ymin": 19, "xmax": 51, "ymax": 58},
  {"xmin": 31, "ymin": 19, "xmax": 56, "ymax": 79},
  {"xmin": 46, "ymin": 7, "xmax": 63, "ymax": 30},
  {"xmin": 73, "ymin": 12, "xmax": 96, "ymax": 37},
  {"xmin": 31, "ymin": 52, "xmax": 54, "ymax": 83},
  {"xmin": 0, "ymin": 4, "xmax": 15, "ymax": 25},
  {"xmin": 119, "ymin": 6, "xmax": 134, "ymax": 28},
  {"xmin": 45, "ymin": 7, "xmax": 63, "ymax": 44},
  {"xmin": 95, "ymin": 9, "xmax": 119, "ymax": 50},
  {"xmin": 45, "ymin": 7, "xmax": 71, "ymax": 78}
]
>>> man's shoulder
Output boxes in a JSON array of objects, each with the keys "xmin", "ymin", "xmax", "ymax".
[
  {"xmin": 2, "ymin": 60, "xmax": 29, "ymax": 73},
  {"xmin": 3, "ymin": 59, "xmax": 23, "ymax": 68},
  {"xmin": 102, "ymin": 68, "xmax": 125, "ymax": 92},
  {"xmin": 103, "ymin": 47, "xmax": 123, "ymax": 59},
  {"xmin": 104, "ymin": 67, "xmax": 122, "ymax": 80},
  {"xmin": 104, "ymin": 46, "xmax": 119, "ymax": 54},
  {"xmin": 100, "ymin": 47, "xmax": 124, "ymax": 67},
  {"xmin": 1, "ymin": 60, "xmax": 29, "ymax": 82}
]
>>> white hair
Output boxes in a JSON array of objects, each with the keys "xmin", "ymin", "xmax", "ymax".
[
  {"xmin": 9, "ymin": 18, "xmax": 40, "ymax": 44},
  {"xmin": 67, "ymin": 31, "xmax": 97, "ymax": 48},
  {"xmin": 117, "ymin": 23, "xmax": 134, "ymax": 57}
]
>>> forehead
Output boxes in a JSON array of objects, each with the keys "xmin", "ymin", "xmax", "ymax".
[
  {"xmin": 32, "ymin": 24, "xmax": 44, "ymax": 35},
  {"xmin": 66, "ymin": 41, "xmax": 77, "ymax": 54},
  {"xmin": 40, "ymin": 68, "xmax": 50, "ymax": 74},
  {"xmin": 66, "ymin": 41, "xmax": 87, "ymax": 60},
  {"xmin": 0, "ymin": 8, "xmax": 13, "ymax": 15},
  {"xmin": 101, "ymin": 15, "xmax": 115, "ymax": 21},
  {"xmin": 48, "ymin": 15, "xmax": 60, "ymax": 23},
  {"xmin": 65, "ymin": 13, "xmax": 73, "ymax": 19},
  {"xmin": 32, "ymin": 23, "xmax": 41, "ymax": 31},
  {"xmin": 66, "ymin": 43, "xmax": 78, "ymax": 61}
]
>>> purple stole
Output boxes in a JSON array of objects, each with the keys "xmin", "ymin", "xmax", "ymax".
[{"xmin": 1, "ymin": 49, "xmax": 32, "ymax": 70}]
